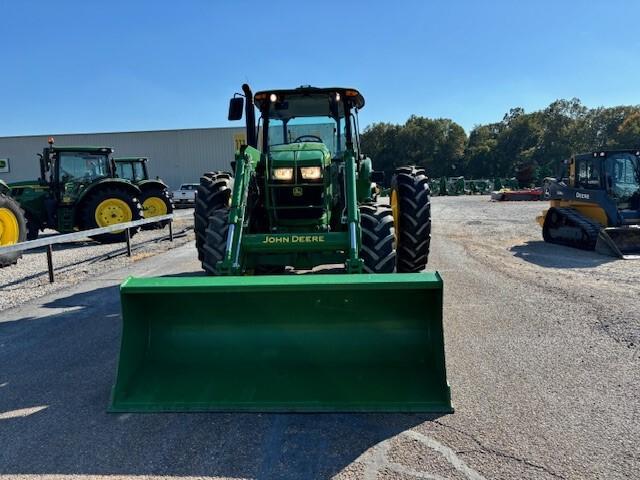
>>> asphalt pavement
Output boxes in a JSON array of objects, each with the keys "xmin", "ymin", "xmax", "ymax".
[{"xmin": 0, "ymin": 196, "xmax": 638, "ymax": 479}]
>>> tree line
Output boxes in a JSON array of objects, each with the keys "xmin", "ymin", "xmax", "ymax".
[{"xmin": 360, "ymin": 99, "xmax": 640, "ymax": 186}]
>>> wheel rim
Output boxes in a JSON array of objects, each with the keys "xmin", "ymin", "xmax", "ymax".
[
  {"xmin": 0, "ymin": 207, "xmax": 20, "ymax": 246},
  {"xmin": 390, "ymin": 189, "xmax": 400, "ymax": 238},
  {"xmin": 142, "ymin": 196, "xmax": 167, "ymax": 217},
  {"xmin": 94, "ymin": 198, "xmax": 132, "ymax": 228}
]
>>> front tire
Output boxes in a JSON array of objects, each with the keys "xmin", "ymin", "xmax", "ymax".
[
  {"xmin": 0, "ymin": 193, "xmax": 27, "ymax": 267},
  {"xmin": 82, "ymin": 188, "xmax": 144, "ymax": 244},
  {"xmin": 202, "ymin": 208, "xmax": 230, "ymax": 275},
  {"xmin": 195, "ymin": 172, "xmax": 233, "ymax": 261},
  {"xmin": 391, "ymin": 166, "xmax": 431, "ymax": 272},
  {"xmin": 360, "ymin": 203, "xmax": 396, "ymax": 273}
]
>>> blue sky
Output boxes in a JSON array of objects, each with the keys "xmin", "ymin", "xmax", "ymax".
[{"xmin": 1, "ymin": 0, "xmax": 639, "ymax": 136}]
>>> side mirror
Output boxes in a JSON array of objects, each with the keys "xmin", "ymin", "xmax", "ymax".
[{"xmin": 228, "ymin": 97, "xmax": 244, "ymax": 121}]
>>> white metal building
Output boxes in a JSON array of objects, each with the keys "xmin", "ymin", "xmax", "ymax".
[{"xmin": 0, "ymin": 127, "xmax": 246, "ymax": 190}]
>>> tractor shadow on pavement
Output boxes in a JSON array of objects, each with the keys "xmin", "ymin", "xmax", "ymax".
[
  {"xmin": 509, "ymin": 241, "xmax": 616, "ymax": 268},
  {"xmin": 0, "ymin": 284, "xmax": 443, "ymax": 479}
]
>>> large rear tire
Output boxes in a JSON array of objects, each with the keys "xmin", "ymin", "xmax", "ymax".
[
  {"xmin": 82, "ymin": 188, "xmax": 144, "ymax": 244},
  {"xmin": 140, "ymin": 187, "xmax": 174, "ymax": 230},
  {"xmin": 359, "ymin": 203, "xmax": 396, "ymax": 273},
  {"xmin": 195, "ymin": 172, "xmax": 233, "ymax": 261},
  {"xmin": 391, "ymin": 166, "xmax": 431, "ymax": 272},
  {"xmin": 0, "ymin": 193, "xmax": 27, "ymax": 267},
  {"xmin": 202, "ymin": 208, "xmax": 230, "ymax": 275}
]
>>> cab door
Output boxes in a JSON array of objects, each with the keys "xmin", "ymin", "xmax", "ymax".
[{"xmin": 607, "ymin": 152, "xmax": 640, "ymax": 223}]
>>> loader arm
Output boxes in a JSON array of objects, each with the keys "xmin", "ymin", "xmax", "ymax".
[
  {"xmin": 344, "ymin": 149, "xmax": 364, "ymax": 272},
  {"xmin": 217, "ymin": 146, "xmax": 261, "ymax": 274}
]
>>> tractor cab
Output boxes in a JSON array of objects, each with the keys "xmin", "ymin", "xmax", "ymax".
[
  {"xmin": 39, "ymin": 138, "xmax": 116, "ymax": 204},
  {"xmin": 114, "ymin": 157, "xmax": 149, "ymax": 183},
  {"xmin": 228, "ymin": 86, "xmax": 377, "ymax": 230},
  {"xmin": 252, "ymin": 86, "xmax": 365, "ymax": 158}
]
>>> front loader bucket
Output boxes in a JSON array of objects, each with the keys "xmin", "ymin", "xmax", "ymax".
[
  {"xmin": 110, "ymin": 273, "xmax": 452, "ymax": 413},
  {"xmin": 595, "ymin": 226, "xmax": 640, "ymax": 259}
]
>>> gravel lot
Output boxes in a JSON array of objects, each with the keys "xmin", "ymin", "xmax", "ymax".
[
  {"xmin": 0, "ymin": 196, "xmax": 638, "ymax": 479},
  {"xmin": 0, "ymin": 209, "xmax": 195, "ymax": 311},
  {"xmin": 435, "ymin": 196, "xmax": 640, "ymax": 347}
]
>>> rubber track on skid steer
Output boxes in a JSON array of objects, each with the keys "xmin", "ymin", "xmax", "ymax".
[{"xmin": 544, "ymin": 207, "xmax": 601, "ymax": 250}]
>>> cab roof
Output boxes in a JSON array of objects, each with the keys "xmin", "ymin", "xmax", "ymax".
[
  {"xmin": 253, "ymin": 86, "xmax": 365, "ymax": 121},
  {"xmin": 49, "ymin": 146, "xmax": 114, "ymax": 154}
]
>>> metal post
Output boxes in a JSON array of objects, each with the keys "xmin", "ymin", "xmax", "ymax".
[
  {"xmin": 169, "ymin": 220, "xmax": 174, "ymax": 242},
  {"xmin": 46, "ymin": 245, "xmax": 54, "ymax": 283},
  {"xmin": 125, "ymin": 228, "xmax": 132, "ymax": 257}
]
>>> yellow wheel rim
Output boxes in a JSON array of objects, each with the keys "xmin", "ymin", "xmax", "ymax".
[
  {"xmin": 390, "ymin": 189, "xmax": 400, "ymax": 239},
  {"xmin": 0, "ymin": 207, "xmax": 20, "ymax": 246},
  {"xmin": 142, "ymin": 196, "xmax": 168, "ymax": 217},
  {"xmin": 94, "ymin": 198, "xmax": 132, "ymax": 228}
]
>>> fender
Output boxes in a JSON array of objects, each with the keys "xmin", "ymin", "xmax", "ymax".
[
  {"xmin": 0, "ymin": 179, "xmax": 9, "ymax": 195},
  {"xmin": 75, "ymin": 178, "xmax": 142, "ymax": 224},
  {"xmin": 76, "ymin": 177, "xmax": 141, "ymax": 204},
  {"xmin": 136, "ymin": 179, "xmax": 169, "ymax": 192},
  {"xmin": 356, "ymin": 156, "xmax": 373, "ymax": 202}
]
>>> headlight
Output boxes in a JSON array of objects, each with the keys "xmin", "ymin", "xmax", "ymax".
[
  {"xmin": 272, "ymin": 168, "xmax": 294, "ymax": 181},
  {"xmin": 300, "ymin": 166, "xmax": 322, "ymax": 180}
]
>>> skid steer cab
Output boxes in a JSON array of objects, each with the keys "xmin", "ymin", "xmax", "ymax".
[
  {"xmin": 111, "ymin": 85, "xmax": 452, "ymax": 414},
  {"xmin": 9, "ymin": 138, "xmax": 144, "ymax": 243},
  {"xmin": 538, "ymin": 149, "xmax": 640, "ymax": 258}
]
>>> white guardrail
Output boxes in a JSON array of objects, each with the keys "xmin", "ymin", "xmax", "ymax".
[{"xmin": 0, "ymin": 214, "xmax": 176, "ymax": 282}]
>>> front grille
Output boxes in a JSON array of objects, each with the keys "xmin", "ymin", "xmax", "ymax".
[{"xmin": 272, "ymin": 185, "xmax": 324, "ymax": 219}]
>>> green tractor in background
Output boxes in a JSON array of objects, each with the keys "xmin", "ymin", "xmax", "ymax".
[
  {"xmin": 114, "ymin": 157, "xmax": 173, "ymax": 229},
  {"xmin": 0, "ymin": 179, "xmax": 27, "ymax": 267},
  {"xmin": 110, "ymin": 85, "xmax": 451, "ymax": 413},
  {"xmin": 10, "ymin": 139, "xmax": 143, "ymax": 243}
]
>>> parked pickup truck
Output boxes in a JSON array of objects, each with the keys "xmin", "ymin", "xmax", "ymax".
[{"xmin": 170, "ymin": 183, "xmax": 198, "ymax": 206}]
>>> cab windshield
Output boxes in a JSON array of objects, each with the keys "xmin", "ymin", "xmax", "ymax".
[
  {"xmin": 268, "ymin": 117, "xmax": 341, "ymax": 156},
  {"xmin": 58, "ymin": 152, "xmax": 110, "ymax": 183},
  {"xmin": 117, "ymin": 162, "xmax": 146, "ymax": 182},
  {"xmin": 607, "ymin": 152, "xmax": 640, "ymax": 202},
  {"xmin": 267, "ymin": 116, "xmax": 360, "ymax": 158}
]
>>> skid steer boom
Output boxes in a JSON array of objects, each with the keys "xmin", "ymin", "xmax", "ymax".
[{"xmin": 110, "ymin": 273, "xmax": 452, "ymax": 413}]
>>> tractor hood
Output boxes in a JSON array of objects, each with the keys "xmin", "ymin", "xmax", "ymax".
[{"xmin": 269, "ymin": 142, "xmax": 331, "ymax": 167}]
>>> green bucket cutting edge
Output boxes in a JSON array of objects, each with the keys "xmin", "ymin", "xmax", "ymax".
[{"xmin": 109, "ymin": 272, "xmax": 453, "ymax": 413}]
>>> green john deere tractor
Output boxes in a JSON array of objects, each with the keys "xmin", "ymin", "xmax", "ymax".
[
  {"xmin": 10, "ymin": 139, "xmax": 143, "ymax": 243},
  {"xmin": 110, "ymin": 85, "xmax": 451, "ymax": 413},
  {"xmin": 114, "ymin": 157, "xmax": 173, "ymax": 229},
  {"xmin": 0, "ymin": 179, "xmax": 27, "ymax": 267}
]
